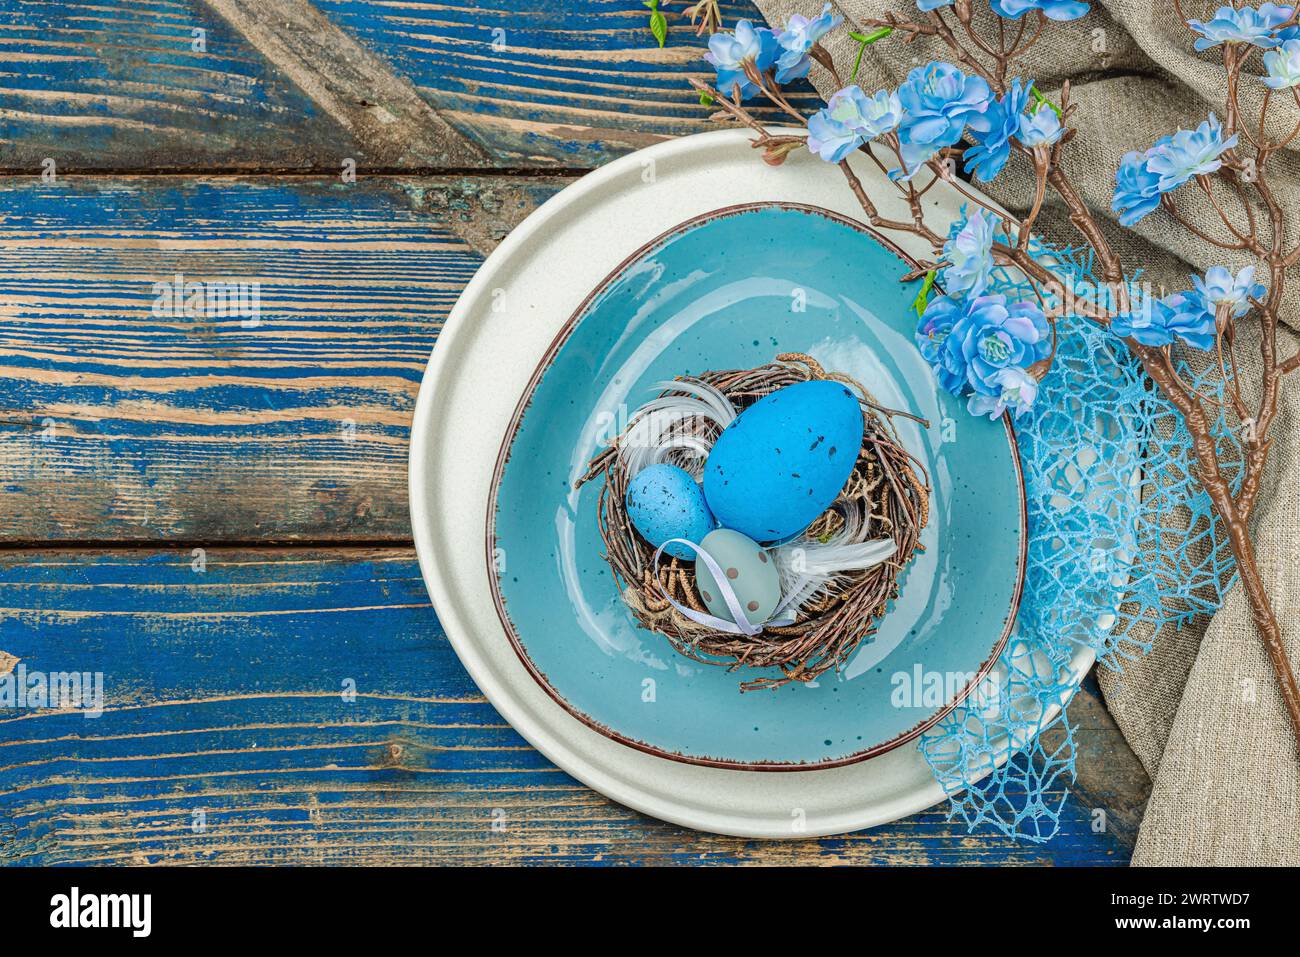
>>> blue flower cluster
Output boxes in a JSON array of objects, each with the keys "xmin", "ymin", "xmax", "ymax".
[
  {"xmin": 1111, "ymin": 265, "xmax": 1264, "ymax": 351},
  {"xmin": 1109, "ymin": 4, "xmax": 1300, "ymax": 225},
  {"xmin": 704, "ymin": 6, "xmax": 840, "ymax": 100},
  {"xmin": 915, "ymin": 208, "xmax": 1051, "ymax": 419},
  {"xmin": 1111, "ymin": 114, "xmax": 1238, "ymax": 226},
  {"xmin": 942, "ymin": 206, "xmax": 999, "ymax": 297},
  {"xmin": 962, "ymin": 78, "xmax": 1033, "ymax": 180},
  {"xmin": 803, "ymin": 58, "xmax": 1065, "ymax": 179},
  {"xmin": 894, "ymin": 62, "xmax": 996, "ymax": 177},
  {"xmin": 803, "ymin": 59, "xmax": 1058, "ymax": 180},
  {"xmin": 707, "ymin": 7, "xmax": 1071, "ymax": 180}
]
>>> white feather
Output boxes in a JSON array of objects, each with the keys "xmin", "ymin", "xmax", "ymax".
[
  {"xmin": 789, "ymin": 538, "xmax": 898, "ymax": 575},
  {"xmin": 773, "ymin": 499, "xmax": 897, "ymax": 615},
  {"xmin": 616, "ymin": 378, "xmax": 737, "ymax": 476},
  {"xmin": 648, "ymin": 379, "xmax": 737, "ymax": 427}
]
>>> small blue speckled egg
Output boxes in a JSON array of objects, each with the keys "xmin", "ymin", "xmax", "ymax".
[
  {"xmin": 694, "ymin": 528, "xmax": 781, "ymax": 625},
  {"xmin": 703, "ymin": 380, "xmax": 863, "ymax": 542},
  {"xmin": 625, "ymin": 463, "xmax": 716, "ymax": 560}
]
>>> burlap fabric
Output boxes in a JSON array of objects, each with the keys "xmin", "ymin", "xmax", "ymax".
[{"xmin": 747, "ymin": 0, "xmax": 1300, "ymax": 864}]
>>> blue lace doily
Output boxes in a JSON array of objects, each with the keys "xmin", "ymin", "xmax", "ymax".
[{"xmin": 918, "ymin": 247, "xmax": 1243, "ymax": 842}]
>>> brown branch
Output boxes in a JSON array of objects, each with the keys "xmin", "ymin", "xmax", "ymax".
[
  {"xmin": 837, "ymin": 160, "xmax": 943, "ymax": 245},
  {"xmin": 1018, "ymin": 149, "xmax": 1050, "ymax": 250},
  {"xmin": 860, "ymin": 12, "xmax": 938, "ymax": 43},
  {"xmin": 926, "ymin": 9, "xmax": 999, "ymax": 88},
  {"xmin": 1196, "ymin": 174, "xmax": 1257, "ymax": 249},
  {"xmin": 1215, "ymin": 312, "xmax": 1252, "ymax": 423},
  {"xmin": 1220, "ymin": 167, "xmax": 1258, "ymax": 243},
  {"xmin": 742, "ymin": 62, "xmax": 806, "ymax": 124},
  {"xmin": 1009, "ymin": 11, "xmax": 1046, "ymax": 61},
  {"xmin": 1160, "ymin": 193, "xmax": 1251, "ymax": 252},
  {"xmin": 1133, "ymin": 343, "xmax": 1300, "ymax": 752},
  {"xmin": 808, "ymin": 43, "xmax": 843, "ymax": 89}
]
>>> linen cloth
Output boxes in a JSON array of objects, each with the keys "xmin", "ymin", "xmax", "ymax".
[{"xmin": 747, "ymin": 0, "xmax": 1300, "ymax": 864}]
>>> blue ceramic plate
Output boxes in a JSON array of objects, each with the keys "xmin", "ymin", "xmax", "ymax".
[{"xmin": 487, "ymin": 204, "xmax": 1025, "ymax": 770}]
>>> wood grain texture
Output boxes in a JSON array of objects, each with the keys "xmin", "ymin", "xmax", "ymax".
[
  {"xmin": 0, "ymin": 0, "xmax": 357, "ymax": 170},
  {"xmin": 0, "ymin": 547, "xmax": 1138, "ymax": 865},
  {"xmin": 199, "ymin": 0, "xmax": 488, "ymax": 167},
  {"xmin": 0, "ymin": 0, "xmax": 817, "ymax": 171},
  {"xmin": 314, "ymin": 0, "xmax": 823, "ymax": 167},
  {"xmin": 0, "ymin": 174, "xmax": 563, "ymax": 543}
]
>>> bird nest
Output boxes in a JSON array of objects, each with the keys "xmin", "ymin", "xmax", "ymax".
[{"xmin": 578, "ymin": 354, "xmax": 931, "ymax": 691}]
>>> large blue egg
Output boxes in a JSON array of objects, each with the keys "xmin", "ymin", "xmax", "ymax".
[
  {"xmin": 625, "ymin": 463, "xmax": 716, "ymax": 560},
  {"xmin": 703, "ymin": 380, "xmax": 863, "ymax": 542}
]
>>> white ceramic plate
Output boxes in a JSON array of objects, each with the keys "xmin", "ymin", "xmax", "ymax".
[{"xmin": 409, "ymin": 128, "xmax": 1094, "ymax": 837}]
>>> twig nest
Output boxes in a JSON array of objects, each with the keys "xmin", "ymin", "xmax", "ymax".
[{"xmin": 578, "ymin": 354, "xmax": 931, "ymax": 692}]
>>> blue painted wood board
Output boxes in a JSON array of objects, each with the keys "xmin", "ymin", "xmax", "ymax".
[
  {"xmin": 0, "ymin": 174, "xmax": 561, "ymax": 541},
  {"xmin": 313, "ymin": 0, "xmax": 823, "ymax": 167},
  {"xmin": 0, "ymin": 548, "xmax": 1133, "ymax": 865},
  {"xmin": 0, "ymin": 0, "xmax": 816, "ymax": 170},
  {"xmin": 0, "ymin": 0, "xmax": 354, "ymax": 169}
]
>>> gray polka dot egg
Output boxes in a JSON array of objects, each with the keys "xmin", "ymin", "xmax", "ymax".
[{"xmin": 693, "ymin": 528, "xmax": 781, "ymax": 626}]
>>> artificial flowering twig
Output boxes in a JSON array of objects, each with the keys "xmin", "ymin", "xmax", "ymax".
[{"xmin": 692, "ymin": 1, "xmax": 1300, "ymax": 752}]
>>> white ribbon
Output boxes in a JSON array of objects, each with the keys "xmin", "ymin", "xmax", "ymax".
[{"xmin": 650, "ymin": 538, "xmax": 800, "ymax": 637}]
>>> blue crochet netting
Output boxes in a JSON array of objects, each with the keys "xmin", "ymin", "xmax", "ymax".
[{"xmin": 918, "ymin": 245, "xmax": 1244, "ymax": 842}]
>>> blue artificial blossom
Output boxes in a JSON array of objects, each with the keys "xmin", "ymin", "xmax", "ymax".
[
  {"xmin": 773, "ymin": 3, "xmax": 842, "ymax": 84},
  {"xmin": 915, "ymin": 293, "xmax": 1050, "ymax": 414},
  {"xmin": 954, "ymin": 294, "xmax": 1051, "ymax": 395},
  {"xmin": 705, "ymin": 20, "xmax": 778, "ymax": 100},
  {"xmin": 915, "ymin": 207, "xmax": 1051, "ymax": 417},
  {"xmin": 1111, "ymin": 147, "xmax": 1165, "ymax": 226},
  {"xmin": 990, "ymin": 0, "xmax": 1091, "ymax": 21},
  {"xmin": 805, "ymin": 86, "xmax": 902, "ymax": 162},
  {"xmin": 1151, "ymin": 294, "xmax": 1220, "ymax": 351},
  {"xmin": 1188, "ymin": 3, "xmax": 1295, "ymax": 50},
  {"xmin": 965, "ymin": 78, "xmax": 1033, "ymax": 180},
  {"xmin": 915, "ymin": 294, "xmax": 970, "ymax": 395},
  {"xmin": 968, "ymin": 366, "xmax": 1040, "ymax": 418},
  {"xmin": 941, "ymin": 207, "xmax": 1000, "ymax": 298},
  {"xmin": 1193, "ymin": 264, "xmax": 1265, "ymax": 318},
  {"xmin": 1263, "ymin": 38, "xmax": 1300, "ymax": 87},
  {"xmin": 1110, "ymin": 265, "xmax": 1262, "ymax": 352},
  {"xmin": 1111, "ymin": 115, "xmax": 1238, "ymax": 226},
  {"xmin": 1018, "ymin": 105, "xmax": 1065, "ymax": 147},
  {"xmin": 1110, "ymin": 295, "xmax": 1183, "ymax": 348},
  {"xmin": 1146, "ymin": 114, "xmax": 1238, "ymax": 190},
  {"xmin": 894, "ymin": 61, "xmax": 996, "ymax": 178}
]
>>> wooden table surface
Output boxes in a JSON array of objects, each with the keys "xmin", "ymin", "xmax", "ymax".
[{"xmin": 0, "ymin": 0, "xmax": 1149, "ymax": 865}]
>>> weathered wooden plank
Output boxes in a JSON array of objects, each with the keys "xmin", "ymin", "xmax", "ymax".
[
  {"xmin": 0, "ymin": 173, "xmax": 564, "ymax": 542},
  {"xmin": 0, "ymin": 0, "xmax": 357, "ymax": 170},
  {"xmin": 314, "ymin": 0, "xmax": 823, "ymax": 167},
  {"xmin": 0, "ymin": 547, "xmax": 1136, "ymax": 865},
  {"xmin": 0, "ymin": 0, "xmax": 816, "ymax": 171},
  {"xmin": 199, "ymin": 0, "xmax": 489, "ymax": 168}
]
